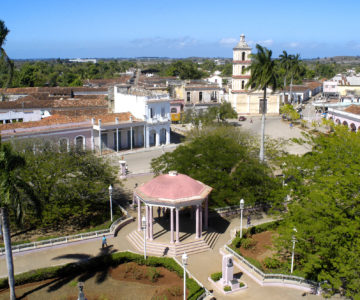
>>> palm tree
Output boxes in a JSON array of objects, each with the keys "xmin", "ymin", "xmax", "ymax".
[
  {"xmin": 279, "ymin": 51, "xmax": 292, "ymax": 104},
  {"xmin": 0, "ymin": 20, "xmax": 14, "ymax": 100},
  {"xmin": 0, "ymin": 141, "xmax": 39, "ymax": 300},
  {"xmin": 245, "ymin": 44, "xmax": 278, "ymax": 162},
  {"xmin": 289, "ymin": 54, "xmax": 301, "ymax": 104}
]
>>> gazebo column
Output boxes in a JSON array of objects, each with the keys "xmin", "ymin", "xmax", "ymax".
[
  {"xmin": 175, "ymin": 208, "xmax": 180, "ymax": 244},
  {"xmin": 196, "ymin": 205, "xmax": 200, "ymax": 239},
  {"xmin": 204, "ymin": 197, "xmax": 208, "ymax": 230},
  {"xmin": 137, "ymin": 196, "xmax": 141, "ymax": 231},
  {"xmin": 170, "ymin": 208, "xmax": 174, "ymax": 244},
  {"xmin": 145, "ymin": 205, "xmax": 149, "ymax": 239},
  {"xmin": 149, "ymin": 206, "xmax": 153, "ymax": 240},
  {"xmin": 199, "ymin": 204, "xmax": 203, "ymax": 238}
]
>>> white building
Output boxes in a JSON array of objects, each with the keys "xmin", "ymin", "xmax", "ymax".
[
  {"xmin": 207, "ymin": 75, "xmax": 223, "ymax": 88},
  {"xmin": 113, "ymin": 87, "xmax": 171, "ymax": 147},
  {"xmin": 229, "ymin": 34, "xmax": 281, "ymax": 115}
]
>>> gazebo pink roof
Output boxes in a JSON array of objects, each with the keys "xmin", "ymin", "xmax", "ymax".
[{"xmin": 135, "ymin": 171, "xmax": 212, "ymax": 206}]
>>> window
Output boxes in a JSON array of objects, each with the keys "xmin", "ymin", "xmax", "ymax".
[
  {"xmin": 18, "ymin": 118, "xmax": 23, "ymax": 122},
  {"xmin": 149, "ymin": 108, "xmax": 154, "ymax": 118},
  {"xmin": 75, "ymin": 136, "xmax": 84, "ymax": 151},
  {"xmin": 211, "ymin": 91, "xmax": 217, "ymax": 101},
  {"xmin": 241, "ymin": 80, "xmax": 245, "ymax": 89},
  {"xmin": 5, "ymin": 120, "xmax": 10, "ymax": 124},
  {"xmin": 199, "ymin": 92, "xmax": 203, "ymax": 102},
  {"xmin": 242, "ymin": 52, "xmax": 245, "ymax": 61},
  {"xmin": 242, "ymin": 66, "xmax": 245, "ymax": 74},
  {"xmin": 187, "ymin": 92, "xmax": 191, "ymax": 102},
  {"xmin": 59, "ymin": 138, "xmax": 68, "ymax": 153},
  {"xmin": 171, "ymin": 108, "xmax": 177, "ymax": 113},
  {"xmin": 0, "ymin": 120, "xmax": 3, "ymax": 124}
]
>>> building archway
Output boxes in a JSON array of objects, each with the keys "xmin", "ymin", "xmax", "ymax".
[
  {"xmin": 160, "ymin": 128, "xmax": 166, "ymax": 145},
  {"xmin": 75, "ymin": 135, "xmax": 85, "ymax": 151},
  {"xmin": 59, "ymin": 138, "xmax": 69, "ymax": 152},
  {"xmin": 149, "ymin": 129, "xmax": 156, "ymax": 147},
  {"xmin": 350, "ymin": 123, "xmax": 356, "ymax": 132}
]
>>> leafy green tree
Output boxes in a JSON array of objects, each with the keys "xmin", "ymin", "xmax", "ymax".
[
  {"xmin": 277, "ymin": 126, "xmax": 360, "ymax": 298},
  {"xmin": 181, "ymin": 103, "xmax": 237, "ymax": 125},
  {"xmin": 245, "ymin": 44, "xmax": 278, "ymax": 162},
  {"xmin": 0, "ymin": 20, "xmax": 13, "ymax": 93},
  {"xmin": 221, "ymin": 63, "xmax": 232, "ymax": 77},
  {"xmin": 15, "ymin": 141, "xmax": 118, "ymax": 230},
  {"xmin": 151, "ymin": 126, "xmax": 284, "ymax": 208},
  {"xmin": 279, "ymin": 104, "xmax": 300, "ymax": 121}
]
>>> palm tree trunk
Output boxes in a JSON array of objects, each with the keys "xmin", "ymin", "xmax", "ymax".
[
  {"xmin": 260, "ymin": 87, "xmax": 267, "ymax": 162},
  {"xmin": 283, "ymin": 77, "xmax": 287, "ymax": 104},
  {"xmin": 289, "ymin": 77, "xmax": 293, "ymax": 104},
  {"xmin": 1, "ymin": 207, "xmax": 16, "ymax": 300}
]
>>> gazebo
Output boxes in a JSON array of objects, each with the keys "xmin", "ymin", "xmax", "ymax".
[{"xmin": 129, "ymin": 171, "xmax": 213, "ymax": 256}]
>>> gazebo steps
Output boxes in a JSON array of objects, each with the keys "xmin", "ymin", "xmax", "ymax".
[
  {"xmin": 203, "ymin": 230, "xmax": 220, "ymax": 249},
  {"xmin": 127, "ymin": 230, "xmax": 212, "ymax": 257}
]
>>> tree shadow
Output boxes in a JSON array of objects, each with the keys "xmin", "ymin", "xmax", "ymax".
[{"xmin": 16, "ymin": 245, "xmax": 119, "ymax": 298}]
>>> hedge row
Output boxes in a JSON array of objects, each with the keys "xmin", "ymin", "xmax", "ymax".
[{"xmin": 0, "ymin": 251, "xmax": 204, "ymax": 299}]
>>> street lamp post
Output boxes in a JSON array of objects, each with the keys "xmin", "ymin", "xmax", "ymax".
[
  {"xmin": 182, "ymin": 252, "xmax": 188, "ymax": 300},
  {"xmin": 290, "ymin": 227, "xmax": 297, "ymax": 274},
  {"xmin": 109, "ymin": 185, "xmax": 113, "ymax": 222},
  {"xmin": 142, "ymin": 216, "xmax": 147, "ymax": 260},
  {"xmin": 77, "ymin": 282, "xmax": 85, "ymax": 300},
  {"xmin": 240, "ymin": 199, "xmax": 245, "ymax": 238}
]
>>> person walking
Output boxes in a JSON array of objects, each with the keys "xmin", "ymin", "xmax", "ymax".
[
  {"xmin": 102, "ymin": 235, "xmax": 108, "ymax": 248},
  {"xmin": 247, "ymin": 215, "xmax": 251, "ymax": 228}
]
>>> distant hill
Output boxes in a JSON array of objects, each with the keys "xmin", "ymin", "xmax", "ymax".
[{"xmin": 304, "ymin": 56, "xmax": 360, "ymax": 64}]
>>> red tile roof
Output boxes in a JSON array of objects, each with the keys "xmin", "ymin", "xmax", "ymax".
[
  {"xmin": 0, "ymin": 112, "xmax": 139, "ymax": 132},
  {"xmin": 344, "ymin": 105, "xmax": 360, "ymax": 115}
]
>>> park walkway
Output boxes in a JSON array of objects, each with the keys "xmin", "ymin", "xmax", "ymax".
[{"xmin": 0, "ymin": 213, "xmax": 320, "ymax": 300}]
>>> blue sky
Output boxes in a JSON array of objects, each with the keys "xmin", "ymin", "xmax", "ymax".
[{"xmin": 2, "ymin": 0, "xmax": 360, "ymax": 59}]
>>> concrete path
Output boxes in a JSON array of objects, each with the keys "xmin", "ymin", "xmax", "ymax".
[{"xmin": 0, "ymin": 213, "xmax": 322, "ymax": 300}]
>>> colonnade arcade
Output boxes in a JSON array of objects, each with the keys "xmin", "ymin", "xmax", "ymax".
[
  {"xmin": 133, "ymin": 172, "xmax": 212, "ymax": 244},
  {"xmin": 134, "ymin": 195, "xmax": 209, "ymax": 243}
]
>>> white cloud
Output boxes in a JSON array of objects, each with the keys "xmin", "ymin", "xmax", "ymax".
[
  {"xmin": 257, "ymin": 39, "xmax": 274, "ymax": 46},
  {"xmin": 289, "ymin": 42, "xmax": 299, "ymax": 48},
  {"xmin": 219, "ymin": 37, "xmax": 238, "ymax": 46},
  {"xmin": 129, "ymin": 37, "xmax": 198, "ymax": 49}
]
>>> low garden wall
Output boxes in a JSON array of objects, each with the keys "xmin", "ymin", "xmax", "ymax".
[{"xmin": 224, "ymin": 221, "xmax": 320, "ymax": 294}]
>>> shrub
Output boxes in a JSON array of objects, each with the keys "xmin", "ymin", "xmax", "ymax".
[
  {"xmin": 244, "ymin": 256, "xmax": 264, "ymax": 271},
  {"xmin": 0, "ymin": 251, "xmax": 204, "ymax": 299},
  {"xmin": 263, "ymin": 257, "xmax": 282, "ymax": 269},
  {"xmin": 168, "ymin": 286, "xmax": 182, "ymax": 296},
  {"xmin": 210, "ymin": 272, "xmax": 222, "ymax": 282},
  {"xmin": 241, "ymin": 238, "xmax": 257, "ymax": 249},
  {"xmin": 147, "ymin": 267, "xmax": 160, "ymax": 282},
  {"xmin": 232, "ymin": 237, "xmax": 242, "ymax": 248},
  {"xmin": 249, "ymin": 220, "xmax": 280, "ymax": 235},
  {"xmin": 240, "ymin": 282, "xmax": 245, "ymax": 288},
  {"xmin": 224, "ymin": 285, "xmax": 231, "ymax": 292}
]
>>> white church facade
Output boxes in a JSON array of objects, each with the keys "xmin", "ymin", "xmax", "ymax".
[{"xmin": 229, "ymin": 34, "xmax": 282, "ymax": 115}]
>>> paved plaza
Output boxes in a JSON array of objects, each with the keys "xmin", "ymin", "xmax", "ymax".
[{"xmin": 0, "ymin": 117, "xmax": 326, "ymax": 299}]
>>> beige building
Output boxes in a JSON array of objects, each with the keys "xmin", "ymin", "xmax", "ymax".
[{"xmin": 229, "ymin": 34, "xmax": 281, "ymax": 115}]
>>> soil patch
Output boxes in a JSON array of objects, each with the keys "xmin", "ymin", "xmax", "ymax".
[
  {"xmin": 0, "ymin": 263, "xmax": 185, "ymax": 300},
  {"xmin": 240, "ymin": 231, "xmax": 276, "ymax": 261}
]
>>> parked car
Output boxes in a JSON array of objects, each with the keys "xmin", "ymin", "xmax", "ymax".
[{"xmin": 238, "ymin": 116, "xmax": 247, "ymax": 121}]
